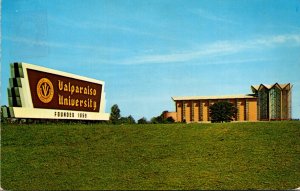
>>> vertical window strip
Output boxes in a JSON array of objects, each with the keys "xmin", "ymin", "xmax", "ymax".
[
  {"xmin": 236, "ymin": 99, "xmax": 239, "ymax": 121},
  {"xmin": 208, "ymin": 100, "xmax": 211, "ymax": 121},
  {"xmin": 199, "ymin": 100, "xmax": 202, "ymax": 121},
  {"xmin": 245, "ymin": 99, "xmax": 249, "ymax": 121},
  {"xmin": 182, "ymin": 101, "xmax": 186, "ymax": 121},
  {"xmin": 191, "ymin": 101, "xmax": 194, "ymax": 122}
]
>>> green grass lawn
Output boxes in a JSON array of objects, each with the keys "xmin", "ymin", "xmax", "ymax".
[{"xmin": 1, "ymin": 121, "xmax": 300, "ymax": 190}]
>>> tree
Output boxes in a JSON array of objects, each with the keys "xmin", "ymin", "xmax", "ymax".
[
  {"xmin": 209, "ymin": 101, "xmax": 237, "ymax": 123},
  {"xmin": 165, "ymin": 116, "xmax": 175, "ymax": 123},
  {"xmin": 127, "ymin": 115, "xmax": 136, "ymax": 124},
  {"xmin": 110, "ymin": 104, "xmax": 121, "ymax": 124},
  {"xmin": 150, "ymin": 115, "xmax": 163, "ymax": 124},
  {"xmin": 138, "ymin": 117, "xmax": 148, "ymax": 124},
  {"xmin": 1, "ymin": 105, "xmax": 8, "ymax": 124},
  {"xmin": 119, "ymin": 115, "xmax": 136, "ymax": 124},
  {"xmin": 150, "ymin": 111, "xmax": 175, "ymax": 124}
]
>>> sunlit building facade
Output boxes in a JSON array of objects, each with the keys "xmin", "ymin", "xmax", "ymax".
[
  {"xmin": 170, "ymin": 83, "xmax": 292, "ymax": 123},
  {"xmin": 251, "ymin": 83, "xmax": 292, "ymax": 121}
]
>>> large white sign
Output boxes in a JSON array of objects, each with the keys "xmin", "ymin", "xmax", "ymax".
[{"xmin": 6, "ymin": 62, "xmax": 109, "ymax": 120}]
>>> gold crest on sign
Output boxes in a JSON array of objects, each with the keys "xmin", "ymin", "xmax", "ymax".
[{"xmin": 37, "ymin": 78, "xmax": 54, "ymax": 103}]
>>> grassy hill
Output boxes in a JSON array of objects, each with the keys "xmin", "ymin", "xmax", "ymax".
[{"xmin": 1, "ymin": 121, "xmax": 300, "ymax": 190}]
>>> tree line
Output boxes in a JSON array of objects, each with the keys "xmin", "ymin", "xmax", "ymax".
[{"xmin": 109, "ymin": 104, "xmax": 175, "ymax": 125}]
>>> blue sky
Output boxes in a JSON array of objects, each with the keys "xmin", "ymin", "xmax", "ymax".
[{"xmin": 2, "ymin": 0, "xmax": 300, "ymax": 120}]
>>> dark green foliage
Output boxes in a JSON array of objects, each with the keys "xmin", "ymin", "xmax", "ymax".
[
  {"xmin": 137, "ymin": 117, "xmax": 148, "ymax": 124},
  {"xmin": 1, "ymin": 105, "xmax": 8, "ymax": 124},
  {"xmin": 209, "ymin": 101, "xmax": 237, "ymax": 123},
  {"xmin": 165, "ymin": 116, "xmax": 175, "ymax": 123},
  {"xmin": 151, "ymin": 111, "xmax": 175, "ymax": 124},
  {"xmin": 110, "ymin": 105, "xmax": 136, "ymax": 125},
  {"xmin": 127, "ymin": 115, "xmax": 136, "ymax": 124},
  {"xmin": 109, "ymin": 104, "xmax": 121, "ymax": 124},
  {"xmin": 119, "ymin": 115, "xmax": 136, "ymax": 124},
  {"xmin": 150, "ymin": 115, "xmax": 164, "ymax": 124}
]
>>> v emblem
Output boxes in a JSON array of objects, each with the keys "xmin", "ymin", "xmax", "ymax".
[
  {"xmin": 37, "ymin": 78, "xmax": 54, "ymax": 103},
  {"xmin": 41, "ymin": 82, "xmax": 50, "ymax": 96}
]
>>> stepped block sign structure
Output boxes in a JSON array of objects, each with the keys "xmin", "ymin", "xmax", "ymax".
[
  {"xmin": 3, "ymin": 62, "xmax": 109, "ymax": 120},
  {"xmin": 170, "ymin": 83, "xmax": 292, "ymax": 123}
]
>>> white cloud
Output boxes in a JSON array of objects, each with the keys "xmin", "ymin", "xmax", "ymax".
[
  {"xmin": 251, "ymin": 34, "xmax": 300, "ymax": 47},
  {"xmin": 3, "ymin": 36, "xmax": 122, "ymax": 52},
  {"xmin": 5, "ymin": 32, "xmax": 300, "ymax": 66},
  {"xmin": 192, "ymin": 9, "xmax": 237, "ymax": 24},
  {"xmin": 48, "ymin": 16, "xmax": 143, "ymax": 34},
  {"xmin": 48, "ymin": 16, "xmax": 189, "ymax": 44},
  {"xmin": 119, "ymin": 34, "xmax": 300, "ymax": 65}
]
